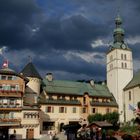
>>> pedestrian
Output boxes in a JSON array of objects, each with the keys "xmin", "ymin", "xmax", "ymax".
[{"xmin": 49, "ymin": 132, "xmax": 53, "ymax": 140}]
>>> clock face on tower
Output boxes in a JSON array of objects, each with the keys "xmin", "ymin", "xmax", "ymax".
[{"xmin": 121, "ymin": 43, "xmax": 126, "ymax": 49}]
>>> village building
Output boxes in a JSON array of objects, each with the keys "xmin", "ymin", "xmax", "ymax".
[{"xmin": 0, "ymin": 14, "xmax": 139, "ymax": 138}]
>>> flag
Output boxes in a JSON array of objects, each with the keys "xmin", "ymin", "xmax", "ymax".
[
  {"xmin": 128, "ymin": 104, "xmax": 136, "ymax": 111},
  {"xmin": 2, "ymin": 60, "xmax": 8, "ymax": 68}
]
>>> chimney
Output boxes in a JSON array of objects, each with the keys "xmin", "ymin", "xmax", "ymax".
[
  {"xmin": 90, "ymin": 80, "xmax": 95, "ymax": 87},
  {"xmin": 46, "ymin": 73, "xmax": 53, "ymax": 81}
]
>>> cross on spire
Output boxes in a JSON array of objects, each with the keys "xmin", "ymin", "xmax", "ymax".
[{"xmin": 28, "ymin": 56, "xmax": 32, "ymax": 63}]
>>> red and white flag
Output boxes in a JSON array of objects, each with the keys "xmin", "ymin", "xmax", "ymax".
[{"xmin": 2, "ymin": 60, "xmax": 8, "ymax": 68}]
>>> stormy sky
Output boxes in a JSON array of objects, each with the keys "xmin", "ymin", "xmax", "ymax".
[{"xmin": 0, "ymin": 0, "xmax": 140, "ymax": 81}]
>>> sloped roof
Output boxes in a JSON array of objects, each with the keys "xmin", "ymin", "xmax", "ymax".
[
  {"xmin": 43, "ymin": 79, "xmax": 113, "ymax": 97},
  {"xmin": 0, "ymin": 67, "xmax": 16, "ymax": 75},
  {"xmin": 87, "ymin": 121, "xmax": 113, "ymax": 128},
  {"xmin": 21, "ymin": 62, "xmax": 42, "ymax": 79},
  {"xmin": 0, "ymin": 67, "xmax": 28, "ymax": 82},
  {"xmin": 124, "ymin": 70, "xmax": 140, "ymax": 90}
]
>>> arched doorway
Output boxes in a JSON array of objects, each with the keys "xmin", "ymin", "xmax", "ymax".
[{"xmin": 60, "ymin": 123, "xmax": 64, "ymax": 132}]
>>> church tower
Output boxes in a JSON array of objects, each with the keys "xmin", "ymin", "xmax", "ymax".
[{"xmin": 107, "ymin": 15, "xmax": 133, "ymax": 121}]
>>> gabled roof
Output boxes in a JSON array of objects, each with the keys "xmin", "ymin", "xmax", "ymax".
[
  {"xmin": 21, "ymin": 62, "xmax": 42, "ymax": 79},
  {"xmin": 124, "ymin": 70, "xmax": 140, "ymax": 90}
]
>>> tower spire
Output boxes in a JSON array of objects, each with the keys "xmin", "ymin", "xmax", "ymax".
[{"xmin": 113, "ymin": 14, "xmax": 124, "ymax": 43}]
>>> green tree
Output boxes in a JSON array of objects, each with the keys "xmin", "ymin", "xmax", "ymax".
[
  {"xmin": 104, "ymin": 112, "xmax": 119, "ymax": 126},
  {"xmin": 88, "ymin": 112, "xmax": 119, "ymax": 126},
  {"xmin": 88, "ymin": 113, "xmax": 104, "ymax": 123}
]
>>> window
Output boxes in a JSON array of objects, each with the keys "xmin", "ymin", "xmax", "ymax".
[
  {"xmin": 106, "ymin": 108, "xmax": 110, "ymax": 113},
  {"xmin": 48, "ymin": 95, "xmax": 53, "ymax": 100},
  {"xmin": 129, "ymin": 91, "xmax": 131, "ymax": 101},
  {"xmin": 0, "ymin": 85, "xmax": 2, "ymax": 90},
  {"xmin": 7, "ymin": 76, "xmax": 12, "ymax": 80},
  {"xmin": 9, "ymin": 112, "xmax": 14, "ymax": 118},
  {"xmin": 124, "ymin": 54, "xmax": 127, "ymax": 60},
  {"xmin": 15, "ymin": 85, "xmax": 19, "ymax": 91},
  {"xmin": 59, "ymin": 107, "xmax": 66, "ymax": 113},
  {"xmin": 9, "ymin": 99, "xmax": 15, "ymax": 105},
  {"xmin": 121, "ymin": 63, "xmax": 124, "ymax": 68},
  {"xmin": 121, "ymin": 54, "xmax": 123, "ymax": 59},
  {"xmin": 62, "ymin": 96, "xmax": 65, "ymax": 100},
  {"xmin": 82, "ymin": 107, "xmax": 86, "ymax": 113},
  {"xmin": 125, "ymin": 63, "xmax": 127, "ymax": 68},
  {"xmin": 1, "ymin": 75, "xmax": 6, "ymax": 80},
  {"xmin": 5, "ymin": 85, "xmax": 10, "ymax": 90},
  {"xmin": 2, "ymin": 84, "xmax": 6, "ymax": 90},
  {"xmin": 43, "ymin": 122, "xmax": 55, "ymax": 130},
  {"xmin": 72, "ymin": 107, "xmax": 76, "ymax": 113},
  {"xmin": 0, "ymin": 99, "xmax": 3, "ymax": 105},
  {"xmin": 92, "ymin": 108, "xmax": 96, "ymax": 113},
  {"xmin": 83, "ymin": 96, "xmax": 86, "ymax": 104},
  {"xmin": 12, "ymin": 76, "xmax": 16, "ymax": 80},
  {"xmin": 46, "ymin": 106, "xmax": 54, "ymax": 113},
  {"xmin": 11, "ymin": 85, "xmax": 16, "ymax": 91}
]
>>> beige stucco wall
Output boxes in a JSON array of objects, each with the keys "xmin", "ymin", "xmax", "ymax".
[{"xmin": 40, "ymin": 105, "xmax": 81, "ymax": 132}]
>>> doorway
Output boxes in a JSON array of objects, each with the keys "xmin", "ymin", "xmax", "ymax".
[
  {"xmin": 60, "ymin": 123, "xmax": 64, "ymax": 132},
  {"xmin": 26, "ymin": 129, "xmax": 34, "ymax": 140}
]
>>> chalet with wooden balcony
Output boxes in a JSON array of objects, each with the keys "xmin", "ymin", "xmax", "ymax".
[{"xmin": 0, "ymin": 61, "xmax": 28, "ymax": 140}]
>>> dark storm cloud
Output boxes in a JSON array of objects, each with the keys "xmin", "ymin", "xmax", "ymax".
[
  {"xmin": 34, "ymin": 52, "xmax": 106, "ymax": 79},
  {"xmin": 0, "ymin": 0, "xmax": 140, "ymax": 80},
  {"xmin": 129, "ymin": 44, "xmax": 140, "ymax": 60},
  {"xmin": 0, "ymin": 0, "xmax": 42, "ymax": 49},
  {"xmin": 31, "ymin": 15, "xmax": 109, "ymax": 52}
]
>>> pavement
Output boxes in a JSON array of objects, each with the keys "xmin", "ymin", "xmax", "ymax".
[
  {"xmin": 40, "ymin": 132, "xmax": 67, "ymax": 140},
  {"xmin": 40, "ymin": 133, "xmax": 122, "ymax": 140}
]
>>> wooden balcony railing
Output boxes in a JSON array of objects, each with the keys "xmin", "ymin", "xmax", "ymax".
[
  {"xmin": 0, "ymin": 104, "xmax": 22, "ymax": 111},
  {"xmin": 0, "ymin": 90, "xmax": 22, "ymax": 97}
]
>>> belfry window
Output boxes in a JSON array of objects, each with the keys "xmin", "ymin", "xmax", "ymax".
[
  {"xmin": 125, "ymin": 63, "xmax": 127, "ymax": 68},
  {"xmin": 121, "ymin": 54, "xmax": 123, "ymax": 60},
  {"xmin": 129, "ymin": 91, "xmax": 131, "ymax": 101},
  {"xmin": 121, "ymin": 63, "xmax": 124, "ymax": 68},
  {"xmin": 124, "ymin": 54, "xmax": 127, "ymax": 60}
]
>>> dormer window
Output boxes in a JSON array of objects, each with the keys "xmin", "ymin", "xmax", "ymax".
[
  {"xmin": 7, "ymin": 76, "xmax": 12, "ymax": 80},
  {"xmin": 1, "ymin": 75, "xmax": 6, "ymax": 80}
]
